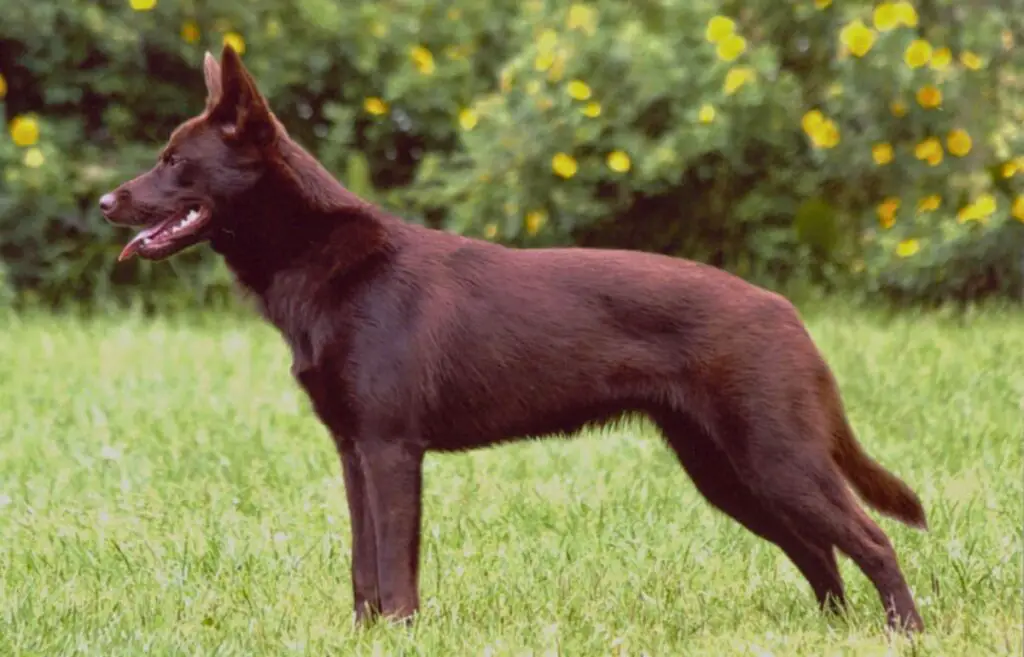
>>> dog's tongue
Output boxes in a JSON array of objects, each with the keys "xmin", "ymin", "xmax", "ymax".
[{"xmin": 118, "ymin": 221, "xmax": 167, "ymax": 262}]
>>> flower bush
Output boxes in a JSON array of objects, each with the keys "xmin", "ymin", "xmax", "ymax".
[{"xmin": 0, "ymin": 0, "xmax": 1021, "ymax": 307}]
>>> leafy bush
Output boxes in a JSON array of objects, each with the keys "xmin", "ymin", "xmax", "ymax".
[{"xmin": 0, "ymin": 0, "xmax": 1021, "ymax": 308}]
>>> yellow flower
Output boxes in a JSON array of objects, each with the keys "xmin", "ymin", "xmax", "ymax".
[
  {"xmin": 716, "ymin": 34, "xmax": 747, "ymax": 62},
  {"xmin": 552, "ymin": 152, "xmax": 578, "ymax": 179},
  {"xmin": 929, "ymin": 47, "xmax": 952, "ymax": 71},
  {"xmin": 873, "ymin": 3, "xmax": 899, "ymax": 31},
  {"xmin": 705, "ymin": 16, "xmax": 736, "ymax": 44},
  {"xmin": 975, "ymin": 194, "xmax": 996, "ymax": 216},
  {"xmin": 840, "ymin": 20, "xmax": 876, "ymax": 57},
  {"xmin": 814, "ymin": 0, "xmax": 831, "ymax": 8},
  {"xmin": 547, "ymin": 53, "xmax": 566, "ymax": 82},
  {"xmin": 483, "ymin": 223, "xmax": 498, "ymax": 239},
  {"xmin": 914, "ymin": 137, "xmax": 941, "ymax": 161},
  {"xmin": 458, "ymin": 108, "xmax": 478, "ymax": 131},
  {"xmin": 698, "ymin": 104, "xmax": 716, "ymax": 124},
  {"xmin": 872, "ymin": 142, "xmax": 894, "ymax": 165},
  {"xmin": 801, "ymin": 109, "xmax": 824, "ymax": 136},
  {"xmin": 893, "ymin": 1, "xmax": 918, "ymax": 27},
  {"xmin": 23, "ymin": 147, "xmax": 44, "ymax": 168},
  {"xmin": 526, "ymin": 80, "xmax": 542, "ymax": 96},
  {"xmin": 917, "ymin": 195, "xmax": 941, "ymax": 213},
  {"xmin": 1013, "ymin": 195, "xmax": 1024, "ymax": 222},
  {"xmin": 801, "ymin": 110, "xmax": 839, "ymax": 149},
  {"xmin": 538, "ymin": 29, "xmax": 558, "ymax": 51},
  {"xmin": 567, "ymin": 80, "xmax": 591, "ymax": 100},
  {"xmin": 957, "ymin": 205, "xmax": 978, "ymax": 223},
  {"xmin": 816, "ymin": 122, "xmax": 840, "ymax": 148},
  {"xmin": 607, "ymin": 150, "xmax": 631, "ymax": 173},
  {"xmin": 1003, "ymin": 160, "xmax": 1019, "ymax": 178},
  {"xmin": 957, "ymin": 195, "xmax": 997, "ymax": 223},
  {"xmin": 534, "ymin": 51, "xmax": 555, "ymax": 72},
  {"xmin": 581, "ymin": 101, "xmax": 602, "ymax": 118},
  {"xmin": 946, "ymin": 129, "xmax": 971, "ymax": 157},
  {"xmin": 904, "ymin": 40, "xmax": 932, "ymax": 68},
  {"xmin": 129, "ymin": 0, "xmax": 156, "ymax": 11},
  {"xmin": 525, "ymin": 210, "xmax": 547, "ymax": 236},
  {"xmin": 877, "ymin": 197, "xmax": 900, "ymax": 228},
  {"xmin": 890, "ymin": 99, "xmax": 908, "ymax": 117},
  {"xmin": 960, "ymin": 51, "xmax": 983, "ymax": 70},
  {"xmin": 567, "ymin": 4, "xmax": 597, "ymax": 35},
  {"xmin": 723, "ymin": 67, "xmax": 755, "ymax": 95},
  {"xmin": 896, "ymin": 239, "xmax": 920, "ymax": 258},
  {"xmin": 181, "ymin": 20, "xmax": 200, "ymax": 44},
  {"xmin": 0, "ymin": 74, "xmax": 6, "ymax": 99},
  {"xmin": 9, "ymin": 115, "xmax": 39, "ymax": 147},
  {"xmin": 410, "ymin": 45, "xmax": 436, "ymax": 75},
  {"xmin": 363, "ymin": 97, "xmax": 388, "ymax": 116},
  {"xmin": 223, "ymin": 32, "xmax": 245, "ymax": 55},
  {"xmin": 916, "ymin": 85, "xmax": 942, "ymax": 109}
]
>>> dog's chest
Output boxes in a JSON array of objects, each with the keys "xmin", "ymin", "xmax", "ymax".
[
  {"xmin": 256, "ymin": 272, "xmax": 325, "ymax": 369},
  {"xmin": 257, "ymin": 272, "xmax": 359, "ymax": 433}
]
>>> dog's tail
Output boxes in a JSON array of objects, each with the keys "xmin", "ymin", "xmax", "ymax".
[{"xmin": 831, "ymin": 414, "xmax": 928, "ymax": 530}]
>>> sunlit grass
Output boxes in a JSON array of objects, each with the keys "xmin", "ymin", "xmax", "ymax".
[{"xmin": 0, "ymin": 301, "xmax": 1021, "ymax": 655}]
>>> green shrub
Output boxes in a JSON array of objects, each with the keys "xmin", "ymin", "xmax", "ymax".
[
  {"xmin": 413, "ymin": 0, "xmax": 1024, "ymax": 296},
  {"xmin": 0, "ymin": 0, "xmax": 1021, "ymax": 308}
]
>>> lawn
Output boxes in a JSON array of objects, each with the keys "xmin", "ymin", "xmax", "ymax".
[{"xmin": 0, "ymin": 301, "xmax": 1021, "ymax": 656}]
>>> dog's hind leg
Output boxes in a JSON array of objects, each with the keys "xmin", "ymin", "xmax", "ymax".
[
  {"xmin": 655, "ymin": 413, "xmax": 846, "ymax": 613},
  {"xmin": 725, "ymin": 422, "xmax": 924, "ymax": 633}
]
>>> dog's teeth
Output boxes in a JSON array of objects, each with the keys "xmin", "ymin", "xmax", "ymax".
[{"xmin": 186, "ymin": 210, "xmax": 199, "ymax": 222}]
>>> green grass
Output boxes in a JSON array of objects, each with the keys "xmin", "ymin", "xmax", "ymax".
[{"xmin": 0, "ymin": 301, "xmax": 1021, "ymax": 656}]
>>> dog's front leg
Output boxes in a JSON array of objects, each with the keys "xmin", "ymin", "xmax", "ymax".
[
  {"xmin": 356, "ymin": 438, "xmax": 425, "ymax": 623},
  {"xmin": 289, "ymin": 358, "xmax": 384, "ymax": 626},
  {"xmin": 337, "ymin": 439, "xmax": 382, "ymax": 625}
]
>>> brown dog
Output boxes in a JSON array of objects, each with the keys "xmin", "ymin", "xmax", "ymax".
[{"xmin": 99, "ymin": 46, "xmax": 927, "ymax": 632}]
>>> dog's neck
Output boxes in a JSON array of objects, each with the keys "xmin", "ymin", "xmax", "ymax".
[{"xmin": 209, "ymin": 135, "xmax": 395, "ymax": 300}]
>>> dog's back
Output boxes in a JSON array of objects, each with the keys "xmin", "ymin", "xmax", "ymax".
[{"xmin": 365, "ymin": 224, "xmax": 785, "ymax": 447}]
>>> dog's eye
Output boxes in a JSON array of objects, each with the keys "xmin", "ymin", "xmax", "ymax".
[{"xmin": 165, "ymin": 154, "xmax": 183, "ymax": 168}]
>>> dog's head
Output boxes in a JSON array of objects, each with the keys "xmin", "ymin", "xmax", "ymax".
[{"xmin": 100, "ymin": 46, "xmax": 281, "ymax": 262}]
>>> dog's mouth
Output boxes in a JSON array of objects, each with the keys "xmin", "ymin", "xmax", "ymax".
[{"xmin": 118, "ymin": 205, "xmax": 212, "ymax": 262}]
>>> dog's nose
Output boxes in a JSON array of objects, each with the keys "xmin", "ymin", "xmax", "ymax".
[{"xmin": 98, "ymin": 193, "xmax": 117, "ymax": 214}]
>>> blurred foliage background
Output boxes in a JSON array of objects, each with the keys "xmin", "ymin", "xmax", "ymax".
[{"xmin": 0, "ymin": 0, "xmax": 1022, "ymax": 311}]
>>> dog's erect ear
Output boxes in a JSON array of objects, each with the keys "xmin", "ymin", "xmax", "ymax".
[
  {"xmin": 208, "ymin": 45, "xmax": 276, "ymax": 145},
  {"xmin": 203, "ymin": 51, "xmax": 223, "ymax": 108}
]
